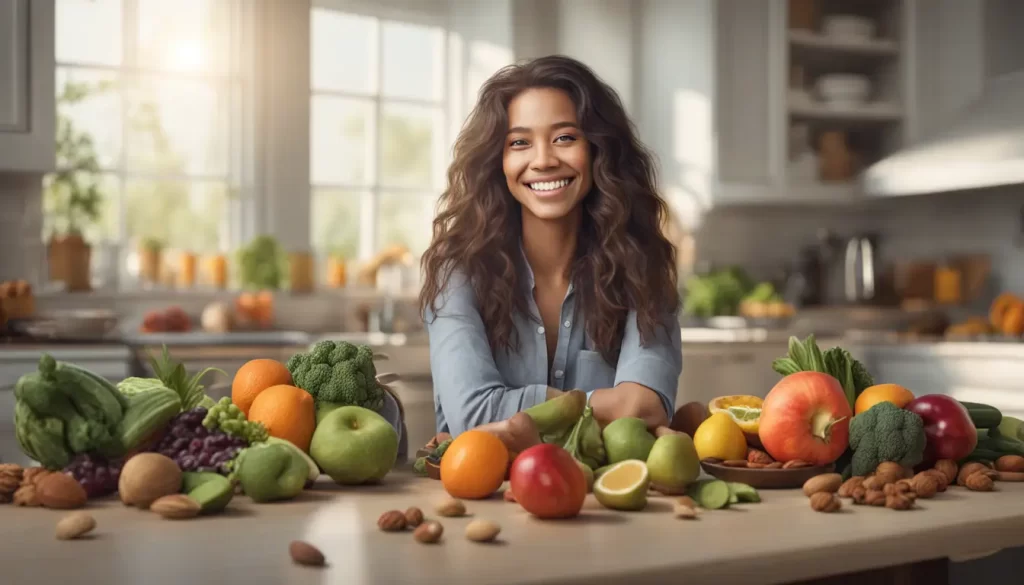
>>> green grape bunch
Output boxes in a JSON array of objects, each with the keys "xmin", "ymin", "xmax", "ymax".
[{"xmin": 202, "ymin": 397, "xmax": 269, "ymax": 444}]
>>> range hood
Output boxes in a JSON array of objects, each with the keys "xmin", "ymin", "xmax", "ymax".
[{"xmin": 863, "ymin": 69, "xmax": 1024, "ymax": 197}]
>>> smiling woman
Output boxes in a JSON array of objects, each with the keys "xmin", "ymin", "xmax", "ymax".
[{"xmin": 419, "ymin": 55, "xmax": 683, "ymax": 445}]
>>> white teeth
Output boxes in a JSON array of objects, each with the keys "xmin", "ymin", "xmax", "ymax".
[{"xmin": 528, "ymin": 178, "xmax": 571, "ymax": 191}]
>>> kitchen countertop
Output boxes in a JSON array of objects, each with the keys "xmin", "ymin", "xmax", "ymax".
[{"xmin": 3, "ymin": 469, "xmax": 1024, "ymax": 585}]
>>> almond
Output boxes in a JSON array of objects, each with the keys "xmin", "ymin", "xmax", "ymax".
[
  {"xmin": 464, "ymin": 519, "xmax": 501, "ymax": 542},
  {"xmin": 435, "ymin": 497, "xmax": 466, "ymax": 517},
  {"xmin": 802, "ymin": 473, "xmax": 843, "ymax": 497},
  {"xmin": 55, "ymin": 512, "xmax": 96, "ymax": 540},
  {"xmin": 36, "ymin": 473, "xmax": 87, "ymax": 510},
  {"xmin": 289, "ymin": 540, "xmax": 325, "ymax": 567},
  {"xmin": 150, "ymin": 494, "xmax": 201, "ymax": 519}
]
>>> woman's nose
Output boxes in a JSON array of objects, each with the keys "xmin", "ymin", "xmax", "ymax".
[{"xmin": 530, "ymin": 143, "xmax": 559, "ymax": 170}]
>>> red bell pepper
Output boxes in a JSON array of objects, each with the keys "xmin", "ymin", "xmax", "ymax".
[{"xmin": 905, "ymin": 395, "xmax": 978, "ymax": 464}]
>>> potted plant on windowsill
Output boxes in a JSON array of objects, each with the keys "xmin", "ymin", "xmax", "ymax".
[
  {"xmin": 138, "ymin": 237, "xmax": 165, "ymax": 285},
  {"xmin": 44, "ymin": 82, "xmax": 107, "ymax": 292}
]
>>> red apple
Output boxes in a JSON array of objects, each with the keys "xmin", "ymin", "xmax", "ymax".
[
  {"xmin": 905, "ymin": 395, "xmax": 977, "ymax": 464},
  {"xmin": 509, "ymin": 443, "xmax": 586, "ymax": 520},
  {"xmin": 758, "ymin": 371, "xmax": 852, "ymax": 466}
]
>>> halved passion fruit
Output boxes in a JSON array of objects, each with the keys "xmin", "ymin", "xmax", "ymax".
[{"xmin": 708, "ymin": 395, "xmax": 764, "ymax": 446}]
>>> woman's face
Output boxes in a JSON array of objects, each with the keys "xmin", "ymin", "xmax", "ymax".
[{"xmin": 502, "ymin": 87, "xmax": 593, "ymax": 222}]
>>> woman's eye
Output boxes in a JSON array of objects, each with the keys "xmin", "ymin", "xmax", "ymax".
[
  {"xmin": 555, "ymin": 135, "xmax": 576, "ymax": 143},
  {"xmin": 509, "ymin": 139, "xmax": 528, "ymax": 147}
]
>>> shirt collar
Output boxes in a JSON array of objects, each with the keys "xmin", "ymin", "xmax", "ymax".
[{"xmin": 517, "ymin": 239, "xmax": 574, "ymax": 297}]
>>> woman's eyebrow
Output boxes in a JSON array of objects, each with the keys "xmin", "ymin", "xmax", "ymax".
[{"xmin": 507, "ymin": 121, "xmax": 580, "ymax": 135}]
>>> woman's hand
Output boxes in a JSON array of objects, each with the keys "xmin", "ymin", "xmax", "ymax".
[{"xmin": 589, "ymin": 383, "xmax": 670, "ymax": 431}]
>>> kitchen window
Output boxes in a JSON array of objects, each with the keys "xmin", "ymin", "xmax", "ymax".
[
  {"xmin": 47, "ymin": 0, "xmax": 251, "ymax": 277},
  {"xmin": 309, "ymin": 5, "xmax": 448, "ymax": 262}
]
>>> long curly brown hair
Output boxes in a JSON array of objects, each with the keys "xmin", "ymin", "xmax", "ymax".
[{"xmin": 419, "ymin": 55, "xmax": 679, "ymax": 364}]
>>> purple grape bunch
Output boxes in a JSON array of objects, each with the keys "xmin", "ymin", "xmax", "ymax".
[
  {"xmin": 155, "ymin": 406, "xmax": 247, "ymax": 474},
  {"xmin": 64, "ymin": 453, "xmax": 124, "ymax": 498}
]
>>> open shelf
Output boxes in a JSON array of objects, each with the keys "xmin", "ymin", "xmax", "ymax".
[
  {"xmin": 788, "ymin": 30, "xmax": 898, "ymax": 57},
  {"xmin": 789, "ymin": 101, "xmax": 903, "ymax": 124}
]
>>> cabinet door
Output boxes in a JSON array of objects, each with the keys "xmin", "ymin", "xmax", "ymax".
[
  {"xmin": 714, "ymin": 0, "xmax": 781, "ymax": 193},
  {"xmin": 0, "ymin": 0, "xmax": 55, "ymax": 173}
]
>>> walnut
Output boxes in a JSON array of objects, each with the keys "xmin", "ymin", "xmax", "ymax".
[
  {"xmin": 0, "ymin": 464, "xmax": 23, "ymax": 503},
  {"xmin": 922, "ymin": 469, "xmax": 949, "ymax": 492},
  {"xmin": 884, "ymin": 482, "xmax": 912, "ymax": 497},
  {"xmin": 747, "ymin": 448, "xmax": 774, "ymax": 465},
  {"xmin": 885, "ymin": 494, "xmax": 914, "ymax": 510},
  {"xmin": 837, "ymin": 477, "xmax": 864, "ymax": 498},
  {"xmin": 377, "ymin": 510, "xmax": 408, "ymax": 532},
  {"xmin": 965, "ymin": 473, "xmax": 995, "ymax": 492},
  {"xmin": 957, "ymin": 462, "xmax": 994, "ymax": 486},
  {"xmin": 22, "ymin": 467, "xmax": 51, "ymax": 486},
  {"xmin": 864, "ymin": 490, "xmax": 887, "ymax": 507},
  {"xmin": 850, "ymin": 486, "xmax": 868, "ymax": 505},
  {"xmin": 933, "ymin": 459, "xmax": 958, "ymax": 485},
  {"xmin": 13, "ymin": 483, "xmax": 41, "ymax": 507},
  {"xmin": 809, "ymin": 492, "xmax": 841, "ymax": 513},
  {"xmin": 861, "ymin": 475, "xmax": 886, "ymax": 491},
  {"xmin": 875, "ymin": 461, "xmax": 908, "ymax": 483},
  {"xmin": 911, "ymin": 473, "xmax": 939, "ymax": 499}
]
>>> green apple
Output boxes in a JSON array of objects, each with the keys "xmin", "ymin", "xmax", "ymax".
[
  {"xmin": 645, "ymin": 433, "xmax": 700, "ymax": 494},
  {"xmin": 310, "ymin": 405, "xmax": 399, "ymax": 485},
  {"xmin": 602, "ymin": 417, "xmax": 656, "ymax": 464},
  {"xmin": 235, "ymin": 443, "xmax": 309, "ymax": 503}
]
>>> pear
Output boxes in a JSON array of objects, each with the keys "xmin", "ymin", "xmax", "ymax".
[{"xmin": 645, "ymin": 433, "xmax": 701, "ymax": 494}]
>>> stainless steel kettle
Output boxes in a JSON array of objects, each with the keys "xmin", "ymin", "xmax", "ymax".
[{"xmin": 844, "ymin": 234, "xmax": 878, "ymax": 303}]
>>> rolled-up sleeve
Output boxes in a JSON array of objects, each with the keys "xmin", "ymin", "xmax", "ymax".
[
  {"xmin": 424, "ymin": 271, "xmax": 549, "ymax": 436},
  {"xmin": 613, "ymin": 309, "xmax": 683, "ymax": 418}
]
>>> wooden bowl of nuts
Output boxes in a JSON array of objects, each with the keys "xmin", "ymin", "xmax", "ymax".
[{"xmin": 700, "ymin": 456, "xmax": 835, "ymax": 489}]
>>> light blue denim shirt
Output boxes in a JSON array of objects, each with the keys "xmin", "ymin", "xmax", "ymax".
[{"xmin": 424, "ymin": 259, "xmax": 683, "ymax": 437}]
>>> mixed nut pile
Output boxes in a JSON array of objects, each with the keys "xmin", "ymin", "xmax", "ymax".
[{"xmin": 802, "ymin": 455, "xmax": 1024, "ymax": 513}]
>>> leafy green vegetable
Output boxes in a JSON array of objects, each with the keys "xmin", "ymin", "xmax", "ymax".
[
  {"xmin": 146, "ymin": 345, "xmax": 223, "ymax": 411},
  {"xmin": 848, "ymin": 402, "xmax": 926, "ymax": 476},
  {"xmin": 561, "ymin": 405, "xmax": 606, "ymax": 470},
  {"xmin": 286, "ymin": 340, "xmax": 385, "ymax": 413},
  {"xmin": 682, "ymin": 267, "xmax": 753, "ymax": 317},
  {"xmin": 116, "ymin": 377, "xmax": 170, "ymax": 397},
  {"xmin": 771, "ymin": 335, "xmax": 874, "ymax": 411}
]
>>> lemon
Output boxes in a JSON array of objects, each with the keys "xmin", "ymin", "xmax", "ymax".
[
  {"xmin": 693, "ymin": 412, "xmax": 748, "ymax": 461},
  {"xmin": 593, "ymin": 459, "xmax": 650, "ymax": 511}
]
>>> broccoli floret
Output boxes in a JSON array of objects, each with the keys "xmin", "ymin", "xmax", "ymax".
[
  {"xmin": 286, "ymin": 340, "xmax": 384, "ymax": 412},
  {"xmin": 848, "ymin": 401, "xmax": 927, "ymax": 477}
]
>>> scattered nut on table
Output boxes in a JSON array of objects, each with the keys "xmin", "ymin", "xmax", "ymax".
[
  {"xmin": 465, "ymin": 519, "xmax": 501, "ymax": 542},
  {"xmin": 809, "ymin": 492, "xmax": 841, "ymax": 513},
  {"xmin": 414, "ymin": 521, "xmax": 444, "ymax": 544},
  {"xmin": 435, "ymin": 497, "xmax": 466, "ymax": 517},
  {"xmin": 802, "ymin": 473, "xmax": 842, "ymax": 497},
  {"xmin": 150, "ymin": 494, "xmax": 201, "ymax": 519},
  {"xmin": 289, "ymin": 541, "xmax": 325, "ymax": 567},
  {"xmin": 673, "ymin": 501, "xmax": 699, "ymax": 519},
  {"xmin": 377, "ymin": 510, "xmax": 407, "ymax": 532},
  {"xmin": 404, "ymin": 507, "xmax": 424, "ymax": 528},
  {"xmin": 55, "ymin": 512, "xmax": 96, "ymax": 540}
]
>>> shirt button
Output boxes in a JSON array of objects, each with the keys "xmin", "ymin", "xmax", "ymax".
[
  {"xmin": 563, "ymin": 320, "xmax": 571, "ymax": 328},
  {"xmin": 554, "ymin": 370, "xmax": 564, "ymax": 378},
  {"xmin": 537, "ymin": 326, "xmax": 545, "ymax": 334}
]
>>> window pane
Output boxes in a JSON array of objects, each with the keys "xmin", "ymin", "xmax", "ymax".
[
  {"xmin": 56, "ymin": 0, "xmax": 122, "ymax": 66},
  {"xmin": 379, "ymin": 103, "xmax": 441, "ymax": 189},
  {"xmin": 124, "ymin": 179, "xmax": 228, "ymax": 253},
  {"xmin": 42, "ymin": 172, "xmax": 120, "ymax": 243},
  {"xmin": 311, "ymin": 96, "xmax": 373, "ymax": 186},
  {"xmin": 311, "ymin": 189, "xmax": 364, "ymax": 260},
  {"xmin": 124, "ymin": 77, "xmax": 229, "ymax": 176},
  {"xmin": 311, "ymin": 9, "xmax": 376, "ymax": 94},
  {"xmin": 382, "ymin": 20, "xmax": 443, "ymax": 101},
  {"xmin": 378, "ymin": 192, "xmax": 436, "ymax": 258},
  {"xmin": 136, "ymin": 0, "xmax": 233, "ymax": 74},
  {"xmin": 56, "ymin": 68, "xmax": 122, "ymax": 169}
]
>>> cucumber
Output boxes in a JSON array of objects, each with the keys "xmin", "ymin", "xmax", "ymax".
[
  {"xmin": 728, "ymin": 482, "xmax": 761, "ymax": 503},
  {"xmin": 687, "ymin": 479, "xmax": 732, "ymax": 510},
  {"xmin": 960, "ymin": 401, "xmax": 1002, "ymax": 429}
]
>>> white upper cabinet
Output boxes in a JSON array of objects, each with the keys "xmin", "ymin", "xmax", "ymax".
[{"xmin": 0, "ymin": 0, "xmax": 55, "ymax": 173}]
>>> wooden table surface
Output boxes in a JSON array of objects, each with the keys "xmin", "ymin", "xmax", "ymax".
[{"xmin": 3, "ymin": 469, "xmax": 1024, "ymax": 585}]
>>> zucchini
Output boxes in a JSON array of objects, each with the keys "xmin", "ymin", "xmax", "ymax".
[
  {"xmin": 116, "ymin": 387, "xmax": 183, "ymax": 452},
  {"xmin": 959, "ymin": 401, "xmax": 1002, "ymax": 429}
]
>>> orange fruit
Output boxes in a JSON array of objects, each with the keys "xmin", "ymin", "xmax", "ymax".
[
  {"xmin": 246, "ymin": 384, "xmax": 316, "ymax": 452},
  {"xmin": 232, "ymin": 359, "xmax": 293, "ymax": 416},
  {"xmin": 855, "ymin": 383, "xmax": 915, "ymax": 415},
  {"xmin": 440, "ymin": 430, "xmax": 509, "ymax": 499}
]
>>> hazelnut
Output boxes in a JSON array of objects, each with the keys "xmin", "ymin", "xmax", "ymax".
[
  {"xmin": 809, "ymin": 492, "xmax": 841, "ymax": 513},
  {"xmin": 413, "ymin": 521, "xmax": 444, "ymax": 544},
  {"xmin": 377, "ymin": 510, "xmax": 407, "ymax": 532},
  {"xmin": 404, "ymin": 507, "xmax": 424, "ymax": 528}
]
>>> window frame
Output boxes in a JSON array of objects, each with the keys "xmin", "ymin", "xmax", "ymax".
[
  {"xmin": 50, "ymin": 0, "xmax": 255, "ymax": 259},
  {"xmin": 309, "ymin": 0, "xmax": 451, "ymax": 262}
]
